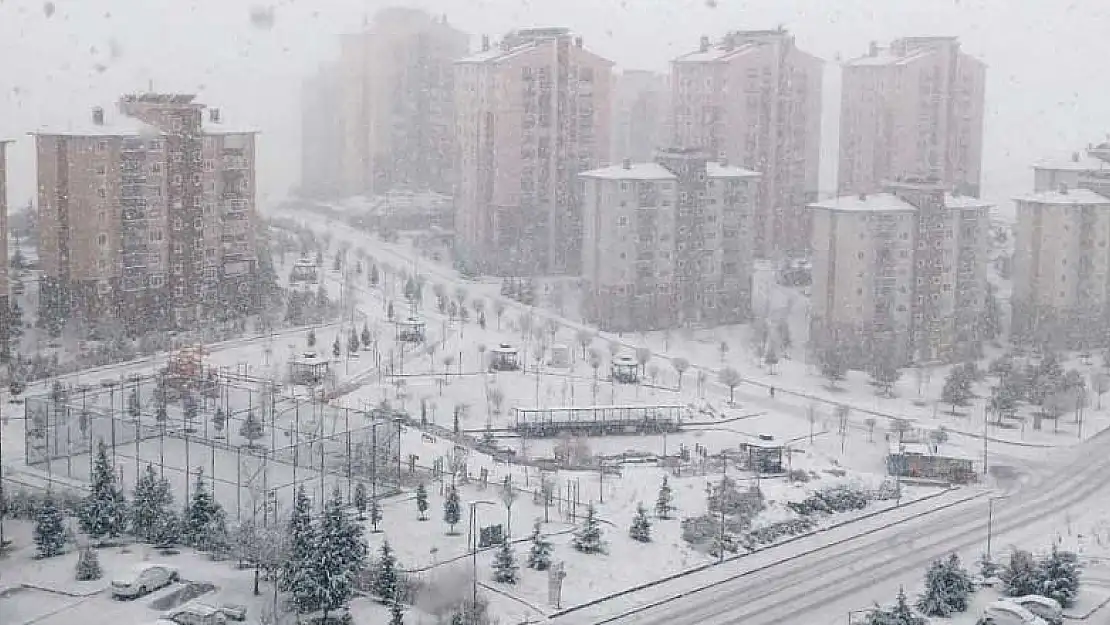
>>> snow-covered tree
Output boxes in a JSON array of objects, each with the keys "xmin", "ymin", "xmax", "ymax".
[
  {"xmin": 656, "ymin": 476, "xmax": 676, "ymax": 519},
  {"xmin": 672, "ymin": 357, "xmax": 690, "ymax": 390},
  {"xmin": 348, "ymin": 328, "xmax": 360, "ymax": 354},
  {"xmin": 361, "ymin": 324, "xmax": 372, "ymax": 350},
  {"xmin": 128, "ymin": 388, "xmax": 141, "ymax": 418},
  {"xmin": 280, "ymin": 486, "xmax": 316, "ymax": 611},
  {"xmin": 941, "ymin": 367, "xmax": 973, "ymax": 412},
  {"xmin": 527, "ymin": 521, "xmax": 552, "ymax": 571},
  {"xmin": 390, "ymin": 595, "xmax": 405, "ymax": 625},
  {"xmin": 311, "ymin": 488, "xmax": 368, "ymax": 620},
  {"xmin": 75, "ymin": 545, "xmax": 102, "ymax": 580},
  {"xmin": 1001, "ymin": 548, "xmax": 1040, "ymax": 597},
  {"xmin": 629, "ymin": 502, "xmax": 652, "ymax": 543},
  {"xmin": 764, "ymin": 348, "xmax": 780, "ymax": 374},
  {"xmin": 369, "ymin": 499, "xmax": 382, "ymax": 533},
  {"xmin": 492, "ymin": 539, "xmax": 518, "ymax": 584},
  {"xmin": 332, "ymin": 336, "xmax": 341, "ymax": 357},
  {"xmin": 183, "ymin": 470, "xmax": 229, "ymax": 555},
  {"xmin": 444, "ymin": 484, "xmax": 461, "ymax": 534},
  {"xmin": 718, "ymin": 367, "xmax": 742, "ymax": 404},
  {"xmin": 1035, "ymin": 544, "xmax": 1080, "ymax": 607},
  {"xmin": 79, "ymin": 441, "xmax": 128, "ymax": 542},
  {"xmin": 373, "ymin": 540, "xmax": 399, "ymax": 603},
  {"xmin": 353, "ymin": 482, "xmax": 368, "ymax": 520},
  {"xmin": 307, "ymin": 329, "xmax": 316, "ymax": 348},
  {"xmin": 239, "ymin": 410, "xmax": 264, "ymax": 447},
  {"xmin": 212, "ymin": 408, "xmax": 227, "ymax": 435},
  {"xmin": 573, "ymin": 504, "xmax": 604, "ymax": 554},
  {"xmin": 916, "ymin": 553, "xmax": 973, "ymax": 616},
  {"xmin": 34, "ymin": 495, "xmax": 66, "ymax": 558},
  {"xmin": 866, "ymin": 587, "xmax": 925, "ymax": 625},
  {"xmin": 415, "ymin": 482, "xmax": 429, "ymax": 520},
  {"xmin": 131, "ymin": 464, "xmax": 174, "ymax": 543},
  {"xmin": 818, "ymin": 345, "xmax": 847, "ymax": 388}
]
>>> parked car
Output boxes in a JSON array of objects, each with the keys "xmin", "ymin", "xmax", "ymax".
[
  {"xmin": 111, "ymin": 564, "xmax": 178, "ymax": 599},
  {"xmin": 156, "ymin": 602, "xmax": 228, "ymax": 625},
  {"xmin": 1008, "ymin": 596, "xmax": 1063, "ymax": 625},
  {"xmin": 982, "ymin": 600, "xmax": 1048, "ymax": 625}
]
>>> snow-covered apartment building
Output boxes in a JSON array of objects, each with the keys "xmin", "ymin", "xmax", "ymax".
[
  {"xmin": 580, "ymin": 148, "xmax": 760, "ymax": 332},
  {"xmin": 839, "ymin": 37, "xmax": 986, "ymax": 198},
  {"xmin": 454, "ymin": 27, "xmax": 613, "ymax": 276},
  {"xmin": 301, "ymin": 8, "xmax": 468, "ymax": 199},
  {"xmin": 671, "ymin": 29, "xmax": 822, "ymax": 258},
  {"xmin": 33, "ymin": 94, "xmax": 260, "ymax": 329},
  {"xmin": 808, "ymin": 178, "xmax": 991, "ymax": 365},
  {"xmin": 1011, "ymin": 146, "xmax": 1110, "ymax": 346}
]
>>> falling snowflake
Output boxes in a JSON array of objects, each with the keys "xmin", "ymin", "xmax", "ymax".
[{"xmin": 249, "ymin": 5, "xmax": 275, "ymax": 30}]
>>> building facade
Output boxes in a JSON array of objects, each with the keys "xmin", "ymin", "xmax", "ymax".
[
  {"xmin": 672, "ymin": 29, "xmax": 822, "ymax": 259},
  {"xmin": 839, "ymin": 37, "xmax": 985, "ymax": 197},
  {"xmin": 580, "ymin": 149, "xmax": 759, "ymax": 331},
  {"xmin": 34, "ymin": 95, "xmax": 259, "ymax": 330},
  {"xmin": 808, "ymin": 178, "xmax": 990, "ymax": 365},
  {"xmin": 300, "ymin": 63, "xmax": 343, "ymax": 198},
  {"xmin": 455, "ymin": 28, "xmax": 613, "ymax": 276},
  {"xmin": 0, "ymin": 140, "xmax": 10, "ymax": 356},
  {"xmin": 304, "ymin": 8, "xmax": 468, "ymax": 199},
  {"xmin": 610, "ymin": 70, "xmax": 671, "ymax": 164}
]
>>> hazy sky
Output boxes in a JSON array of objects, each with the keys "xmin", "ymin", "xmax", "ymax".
[{"xmin": 1, "ymin": 0, "xmax": 1107, "ymax": 214}]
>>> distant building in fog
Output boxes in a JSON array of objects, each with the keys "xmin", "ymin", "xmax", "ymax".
[
  {"xmin": 580, "ymin": 148, "xmax": 760, "ymax": 331},
  {"xmin": 455, "ymin": 27, "xmax": 613, "ymax": 276},
  {"xmin": 839, "ymin": 37, "xmax": 985, "ymax": 198},
  {"xmin": 0, "ymin": 140, "xmax": 9, "ymax": 355},
  {"xmin": 611, "ymin": 70, "xmax": 670, "ymax": 164},
  {"xmin": 33, "ymin": 95, "xmax": 259, "ymax": 329},
  {"xmin": 302, "ymin": 8, "xmax": 468, "ymax": 199},
  {"xmin": 672, "ymin": 29, "xmax": 823, "ymax": 259},
  {"xmin": 808, "ymin": 177, "xmax": 990, "ymax": 365}
]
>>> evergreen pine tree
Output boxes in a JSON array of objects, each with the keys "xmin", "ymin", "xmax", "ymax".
[
  {"xmin": 128, "ymin": 389, "xmax": 141, "ymax": 418},
  {"xmin": 890, "ymin": 587, "xmax": 925, "ymax": 625},
  {"xmin": 389, "ymin": 595, "xmax": 405, "ymax": 625},
  {"xmin": 369, "ymin": 499, "xmax": 382, "ymax": 532},
  {"xmin": 916, "ymin": 553, "xmax": 973, "ymax": 616},
  {"xmin": 79, "ymin": 441, "xmax": 128, "ymax": 542},
  {"xmin": 415, "ymin": 482, "xmax": 429, "ymax": 521},
  {"xmin": 312, "ymin": 488, "xmax": 368, "ymax": 620},
  {"xmin": 655, "ymin": 476, "xmax": 675, "ymax": 519},
  {"xmin": 450, "ymin": 612, "xmax": 464, "ymax": 625},
  {"xmin": 629, "ymin": 502, "xmax": 652, "ymax": 543},
  {"xmin": 444, "ymin": 484, "xmax": 461, "ymax": 534},
  {"xmin": 239, "ymin": 410, "xmax": 265, "ymax": 447},
  {"xmin": 348, "ymin": 329, "xmax": 360, "ymax": 354},
  {"xmin": 332, "ymin": 337, "xmax": 341, "ymax": 358},
  {"xmin": 353, "ymin": 482, "xmax": 368, "ymax": 520},
  {"xmin": 374, "ymin": 540, "xmax": 399, "ymax": 603},
  {"xmin": 75, "ymin": 545, "xmax": 102, "ymax": 580},
  {"xmin": 941, "ymin": 367, "xmax": 973, "ymax": 412},
  {"xmin": 527, "ymin": 521, "xmax": 553, "ymax": 570},
  {"xmin": 1001, "ymin": 548, "xmax": 1040, "ymax": 597},
  {"xmin": 154, "ymin": 507, "xmax": 181, "ymax": 548},
  {"xmin": 573, "ymin": 504, "xmax": 604, "ymax": 554},
  {"xmin": 34, "ymin": 494, "xmax": 66, "ymax": 558},
  {"xmin": 280, "ymin": 486, "xmax": 317, "ymax": 613},
  {"xmin": 1036, "ymin": 543, "xmax": 1081, "ymax": 607},
  {"xmin": 131, "ymin": 464, "xmax": 174, "ymax": 543},
  {"xmin": 183, "ymin": 469, "xmax": 227, "ymax": 553},
  {"xmin": 361, "ymin": 324, "xmax": 372, "ymax": 350},
  {"xmin": 492, "ymin": 539, "xmax": 518, "ymax": 584}
]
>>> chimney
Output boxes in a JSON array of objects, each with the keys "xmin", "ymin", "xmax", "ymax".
[
  {"xmin": 1072, "ymin": 152, "xmax": 1080, "ymax": 163},
  {"xmin": 481, "ymin": 34, "xmax": 490, "ymax": 52},
  {"xmin": 209, "ymin": 108, "xmax": 221, "ymax": 124},
  {"xmin": 622, "ymin": 158, "xmax": 632, "ymax": 170},
  {"xmin": 1059, "ymin": 183, "xmax": 1069, "ymax": 195},
  {"xmin": 858, "ymin": 192, "xmax": 867, "ymax": 201},
  {"xmin": 92, "ymin": 106, "xmax": 104, "ymax": 126},
  {"xmin": 719, "ymin": 157, "xmax": 728, "ymax": 167},
  {"xmin": 699, "ymin": 35, "xmax": 710, "ymax": 53},
  {"xmin": 574, "ymin": 36, "xmax": 583, "ymax": 48},
  {"xmin": 868, "ymin": 41, "xmax": 879, "ymax": 57}
]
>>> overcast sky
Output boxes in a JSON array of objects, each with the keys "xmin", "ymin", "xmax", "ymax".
[{"xmin": 1, "ymin": 0, "xmax": 1107, "ymax": 214}]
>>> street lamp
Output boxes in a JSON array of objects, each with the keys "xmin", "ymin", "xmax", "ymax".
[{"xmin": 468, "ymin": 500, "xmax": 497, "ymax": 617}]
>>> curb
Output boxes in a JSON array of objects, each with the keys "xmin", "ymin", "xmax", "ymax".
[{"xmin": 550, "ymin": 487, "xmax": 984, "ymax": 620}]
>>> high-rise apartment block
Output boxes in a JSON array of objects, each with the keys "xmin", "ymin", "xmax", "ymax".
[
  {"xmin": 34, "ymin": 94, "xmax": 259, "ymax": 329},
  {"xmin": 1012, "ymin": 145, "xmax": 1110, "ymax": 346},
  {"xmin": 611, "ymin": 70, "xmax": 671, "ymax": 164},
  {"xmin": 455, "ymin": 28, "xmax": 612, "ymax": 275},
  {"xmin": 302, "ymin": 8, "xmax": 468, "ymax": 198},
  {"xmin": 839, "ymin": 37, "xmax": 986, "ymax": 197},
  {"xmin": 580, "ymin": 149, "xmax": 760, "ymax": 331},
  {"xmin": 808, "ymin": 178, "xmax": 990, "ymax": 365},
  {"xmin": 672, "ymin": 29, "xmax": 822, "ymax": 258},
  {"xmin": 0, "ymin": 140, "xmax": 10, "ymax": 354}
]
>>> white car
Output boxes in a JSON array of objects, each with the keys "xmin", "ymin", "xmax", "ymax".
[
  {"xmin": 1008, "ymin": 596, "xmax": 1063, "ymax": 625},
  {"xmin": 983, "ymin": 600, "xmax": 1048, "ymax": 625},
  {"xmin": 111, "ymin": 564, "xmax": 178, "ymax": 599},
  {"xmin": 156, "ymin": 603, "xmax": 228, "ymax": 625}
]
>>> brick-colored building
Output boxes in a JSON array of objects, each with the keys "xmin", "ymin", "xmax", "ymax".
[
  {"xmin": 839, "ymin": 37, "xmax": 985, "ymax": 198},
  {"xmin": 672, "ymin": 29, "xmax": 822, "ymax": 259},
  {"xmin": 455, "ymin": 28, "xmax": 613, "ymax": 276},
  {"xmin": 34, "ymin": 95, "xmax": 259, "ymax": 329},
  {"xmin": 580, "ymin": 149, "xmax": 760, "ymax": 331}
]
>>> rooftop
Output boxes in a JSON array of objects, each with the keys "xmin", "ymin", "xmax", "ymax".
[
  {"xmin": 30, "ymin": 115, "xmax": 163, "ymax": 138},
  {"xmin": 580, "ymin": 162, "xmax": 676, "ymax": 181},
  {"xmin": 203, "ymin": 121, "xmax": 260, "ymax": 135},
  {"xmin": 707, "ymin": 162, "xmax": 760, "ymax": 178},
  {"xmin": 673, "ymin": 41, "xmax": 758, "ymax": 63},
  {"xmin": 808, "ymin": 192, "xmax": 917, "ymax": 213},
  {"xmin": 844, "ymin": 48, "xmax": 932, "ymax": 67},
  {"xmin": 1015, "ymin": 188, "xmax": 1110, "ymax": 205},
  {"xmin": 1032, "ymin": 153, "xmax": 1110, "ymax": 172},
  {"xmin": 944, "ymin": 194, "xmax": 993, "ymax": 209}
]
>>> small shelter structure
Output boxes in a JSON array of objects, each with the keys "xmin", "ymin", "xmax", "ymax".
[
  {"xmin": 289, "ymin": 257, "xmax": 319, "ymax": 284},
  {"xmin": 548, "ymin": 344, "xmax": 570, "ymax": 368},
  {"xmin": 397, "ymin": 317, "xmax": 426, "ymax": 343},
  {"xmin": 741, "ymin": 434, "xmax": 784, "ymax": 474},
  {"xmin": 289, "ymin": 351, "xmax": 330, "ymax": 385},
  {"xmin": 490, "ymin": 343, "xmax": 520, "ymax": 371},
  {"xmin": 887, "ymin": 441, "xmax": 976, "ymax": 483},
  {"xmin": 611, "ymin": 354, "xmax": 639, "ymax": 384}
]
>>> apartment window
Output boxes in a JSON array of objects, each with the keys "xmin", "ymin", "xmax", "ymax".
[
  {"xmin": 96, "ymin": 141, "xmax": 107, "ymax": 153},
  {"xmin": 95, "ymin": 164, "xmax": 107, "ymax": 176},
  {"xmin": 151, "ymin": 163, "xmax": 163, "ymax": 175},
  {"xmin": 173, "ymin": 263, "xmax": 183, "ymax": 273},
  {"xmin": 97, "ymin": 233, "xmax": 108, "ymax": 248},
  {"xmin": 171, "ymin": 118, "xmax": 183, "ymax": 131},
  {"xmin": 175, "ymin": 285, "xmax": 185, "ymax": 297},
  {"xmin": 97, "ymin": 281, "xmax": 111, "ymax": 295},
  {"xmin": 617, "ymin": 216, "xmax": 629, "ymax": 227},
  {"xmin": 97, "ymin": 187, "xmax": 106, "ymax": 198},
  {"xmin": 150, "ymin": 275, "xmax": 165, "ymax": 288},
  {"xmin": 173, "ymin": 175, "xmax": 183, "ymax": 185},
  {"xmin": 203, "ymin": 159, "xmax": 215, "ymax": 172},
  {"xmin": 98, "ymin": 211, "xmax": 106, "ymax": 224},
  {"xmin": 98, "ymin": 259, "xmax": 107, "ymax": 271}
]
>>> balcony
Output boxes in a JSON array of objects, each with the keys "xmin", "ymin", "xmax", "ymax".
[{"xmin": 224, "ymin": 199, "xmax": 248, "ymax": 212}]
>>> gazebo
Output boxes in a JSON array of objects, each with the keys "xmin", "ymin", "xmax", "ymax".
[
  {"xmin": 397, "ymin": 317, "xmax": 426, "ymax": 343},
  {"xmin": 490, "ymin": 343, "xmax": 520, "ymax": 371},
  {"xmin": 289, "ymin": 352, "xmax": 329, "ymax": 385},
  {"xmin": 611, "ymin": 355, "xmax": 639, "ymax": 384},
  {"xmin": 744, "ymin": 434, "xmax": 784, "ymax": 474}
]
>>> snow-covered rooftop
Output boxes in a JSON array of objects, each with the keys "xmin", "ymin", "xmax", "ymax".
[
  {"xmin": 31, "ymin": 115, "xmax": 163, "ymax": 138},
  {"xmin": 707, "ymin": 162, "xmax": 760, "ymax": 178},
  {"xmin": 1032, "ymin": 154, "xmax": 1110, "ymax": 172},
  {"xmin": 807, "ymin": 192, "xmax": 917, "ymax": 213},
  {"xmin": 844, "ymin": 49, "xmax": 932, "ymax": 67},
  {"xmin": 1015, "ymin": 188, "xmax": 1110, "ymax": 205},
  {"xmin": 944, "ymin": 194, "xmax": 993, "ymax": 209},
  {"xmin": 203, "ymin": 121, "xmax": 259, "ymax": 135},
  {"xmin": 579, "ymin": 163, "xmax": 676, "ymax": 181},
  {"xmin": 673, "ymin": 42, "xmax": 758, "ymax": 63}
]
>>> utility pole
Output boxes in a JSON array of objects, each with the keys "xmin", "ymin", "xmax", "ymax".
[{"xmin": 986, "ymin": 497, "xmax": 995, "ymax": 562}]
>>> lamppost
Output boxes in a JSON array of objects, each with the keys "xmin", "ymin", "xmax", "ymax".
[{"xmin": 468, "ymin": 500, "xmax": 497, "ymax": 616}]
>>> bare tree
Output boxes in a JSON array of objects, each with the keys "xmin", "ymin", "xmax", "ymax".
[
  {"xmin": 500, "ymin": 476, "xmax": 519, "ymax": 539},
  {"xmin": 576, "ymin": 329, "xmax": 595, "ymax": 361},
  {"xmin": 672, "ymin": 357, "xmax": 690, "ymax": 390},
  {"xmin": 719, "ymin": 367, "xmax": 742, "ymax": 404}
]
